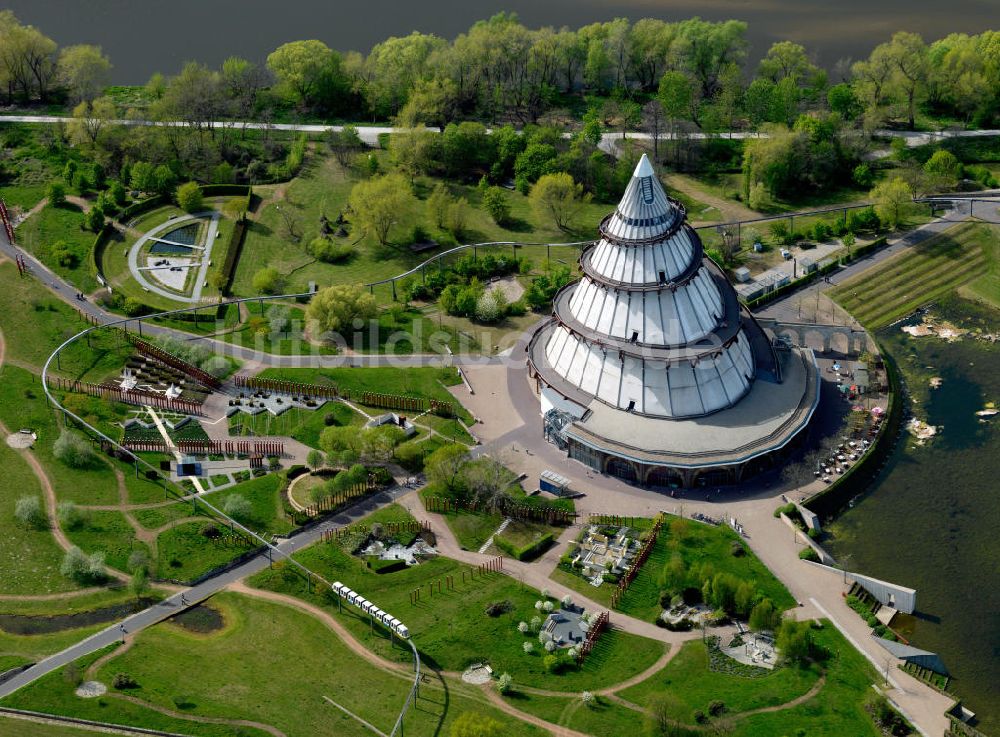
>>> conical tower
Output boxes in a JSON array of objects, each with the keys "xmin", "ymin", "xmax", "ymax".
[
  {"xmin": 533, "ymin": 154, "xmax": 765, "ymax": 418},
  {"xmin": 527, "ymin": 154, "xmax": 817, "ymax": 488}
]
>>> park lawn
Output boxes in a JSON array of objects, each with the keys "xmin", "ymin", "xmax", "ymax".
[
  {"xmin": 0, "ymin": 184, "xmax": 48, "ymax": 212},
  {"xmin": 509, "ymin": 691, "xmax": 649, "ymax": 737},
  {"xmin": 616, "ymin": 516, "xmax": 795, "ymax": 623},
  {"xmin": 829, "ymin": 222, "xmax": 992, "ymax": 328},
  {"xmin": 0, "ymin": 644, "xmax": 272, "ymax": 737},
  {"xmin": 229, "ymin": 401, "xmax": 362, "ymax": 448},
  {"xmin": 154, "ymin": 521, "xmax": 257, "ymax": 583},
  {"xmin": 0, "ymin": 367, "xmax": 121, "ymax": 507},
  {"xmin": 0, "ymin": 441, "xmax": 79, "ymax": 596},
  {"xmin": 0, "ymin": 585, "xmax": 161, "ymax": 617},
  {"xmin": 200, "ymin": 473, "xmax": 294, "ymax": 536},
  {"xmin": 63, "ymin": 511, "xmax": 150, "ymax": 575},
  {"xmin": 0, "ymin": 717, "xmax": 123, "ymax": 737},
  {"xmin": 958, "ymin": 222, "xmax": 1000, "ymax": 310},
  {"xmin": 16, "ymin": 202, "xmax": 100, "ymax": 294},
  {"xmin": 728, "ymin": 623, "xmax": 882, "ymax": 737},
  {"xmin": 132, "ymin": 501, "xmax": 203, "ymax": 531},
  {"xmin": 0, "ymin": 622, "xmax": 109, "ymax": 681},
  {"xmin": 231, "ymin": 151, "xmax": 605, "ymax": 301},
  {"xmin": 0, "ymin": 261, "xmax": 114, "ymax": 375},
  {"xmin": 259, "ymin": 365, "xmax": 473, "ymax": 422},
  {"xmin": 618, "ymin": 638, "xmax": 820, "ymax": 722},
  {"xmin": 6, "ymin": 592, "xmax": 548, "ymax": 737},
  {"xmin": 249, "ymin": 505, "xmax": 662, "ymax": 691}
]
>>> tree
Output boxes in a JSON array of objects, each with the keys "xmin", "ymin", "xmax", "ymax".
[
  {"xmin": 57, "ymin": 44, "xmax": 111, "ymax": 102},
  {"xmin": 307, "ymin": 449, "xmax": 325, "ymax": 470},
  {"xmin": 222, "ymin": 196, "xmax": 247, "ymax": 221},
  {"xmin": 427, "ymin": 184, "xmax": 452, "ymax": 229},
  {"xmin": 130, "ymin": 161, "xmax": 155, "ymax": 194},
  {"xmin": 306, "ymin": 284, "xmax": 377, "ymax": 338},
  {"xmin": 644, "ymin": 692, "xmax": 685, "ymax": 737},
  {"xmin": 252, "ymin": 267, "xmax": 281, "ymax": 295},
  {"xmin": 54, "ymin": 429, "xmax": 96, "ymax": 468},
  {"xmin": 749, "ymin": 598, "xmax": 782, "ymax": 633},
  {"xmin": 827, "ymin": 83, "xmax": 861, "ymax": 119},
  {"xmin": 496, "ymin": 672, "xmax": 513, "ymax": 695},
  {"xmin": 60, "ymin": 546, "xmax": 105, "ymax": 584},
  {"xmin": 530, "ymin": 173, "xmax": 590, "ymax": 232},
  {"xmin": 757, "ymin": 41, "xmax": 818, "ymax": 85},
  {"xmin": 397, "ymin": 77, "xmax": 460, "ymax": 131},
  {"xmin": 266, "ymin": 40, "xmax": 335, "ymax": 106},
  {"xmin": 329, "ymin": 125, "xmax": 364, "ymax": 170},
  {"xmin": 85, "ymin": 205, "xmax": 104, "ymax": 233},
  {"xmin": 348, "ymin": 173, "xmax": 414, "ymax": 246},
  {"xmin": 223, "ymin": 493, "xmax": 253, "ymax": 521},
  {"xmin": 445, "ymin": 197, "xmax": 470, "ymax": 240},
  {"xmin": 482, "ymin": 187, "xmax": 510, "ymax": 226},
  {"xmin": 424, "ymin": 444, "xmax": 467, "ymax": 493},
  {"xmin": 14, "ymin": 495, "xmax": 46, "ymax": 530},
  {"xmin": 923, "ymin": 150, "xmax": 962, "ymax": 192},
  {"xmin": 884, "ymin": 32, "xmax": 929, "ymax": 130},
  {"xmin": 176, "ymin": 181, "xmax": 203, "ymax": 213},
  {"xmin": 47, "ymin": 180, "xmax": 66, "ymax": 207},
  {"xmin": 776, "ymin": 618, "xmax": 812, "ymax": 665},
  {"xmin": 129, "ymin": 567, "xmax": 149, "ymax": 601},
  {"xmin": 870, "ymin": 177, "xmax": 914, "ymax": 228},
  {"xmin": 449, "ymin": 712, "xmax": 504, "ymax": 737},
  {"xmin": 67, "ymin": 96, "xmax": 117, "ymax": 147}
]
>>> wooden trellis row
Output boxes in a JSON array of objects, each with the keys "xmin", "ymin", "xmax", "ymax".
[
  {"xmin": 118, "ymin": 438, "xmax": 283, "ymax": 456},
  {"xmin": 234, "ymin": 375, "xmax": 346, "ymax": 400},
  {"xmin": 408, "ymin": 557, "xmax": 503, "ymax": 605},
  {"xmin": 588, "ymin": 514, "xmax": 639, "ymax": 527},
  {"xmin": 0, "ymin": 198, "xmax": 14, "ymax": 244},
  {"xmin": 576, "ymin": 611, "xmax": 610, "ymax": 663},
  {"xmin": 359, "ymin": 391, "xmax": 455, "ymax": 418},
  {"xmin": 609, "ymin": 515, "xmax": 663, "ymax": 608},
  {"xmin": 50, "ymin": 377, "xmax": 202, "ymax": 415},
  {"xmin": 423, "ymin": 495, "xmax": 575, "ymax": 525},
  {"xmin": 122, "ymin": 332, "xmax": 222, "ymax": 389}
]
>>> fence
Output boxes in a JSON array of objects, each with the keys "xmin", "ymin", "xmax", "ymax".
[
  {"xmin": 609, "ymin": 515, "xmax": 663, "ymax": 608},
  {"xmin": 322, "ymin": 520, "xmax": 431, "ymax": 544},
  {"xmin": 234, "ymin": 374, "xmax": 345, "ymax": 400},
  {"xmin": 124, "ymin": 333, "xmax": 222, "ymax": 389},
  {"xmin": 577, "ymin": 610, "xmax": 610, "ymax": 663},
  {"xmin": 0, "ymin": 197, "xmax": 15, "ymax": 243},
  {"xmin": 119, "ymin": 438, "xmax": 283, "ymax": 456},
  {"xmin": 302, "ymin": 478, "xmax": 380, "ymax": 517},
  {"xmin": 359, "ymin": 391, "xmax": 455, "ymax": 418},
  {"xmin": 50, "ymin": 377, "xmax": 202, "ymax": 415},
  {"xmin": 423, "ymin": 495, "xmax": 575, "ymax": 525}
]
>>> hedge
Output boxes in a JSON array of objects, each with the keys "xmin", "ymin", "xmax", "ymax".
[
  {"xmin": 217, "ymin": 218, "xmax": 249, "ymax": 296},
  {"xmin": 89, "ymin": 224, "xmax": 114, "ymax": 284},
  {"xmin": 493, "ymin": 531, "xmax": 555, "ymax": 561},
  {"xmin": 119, "ymin": 194, "xmax": 168, "ymax": 222}
]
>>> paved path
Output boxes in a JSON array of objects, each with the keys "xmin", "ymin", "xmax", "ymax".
[{"xmin": 0, "ymin": 483, "xmax": 413, "ymax": 700}]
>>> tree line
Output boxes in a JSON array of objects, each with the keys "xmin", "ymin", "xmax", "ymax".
[{"xmin": 3, "ymin": 11, "xmax": 998, "ymax": 132}]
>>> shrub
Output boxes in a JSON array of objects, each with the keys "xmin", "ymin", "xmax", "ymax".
[
  {"xmin": 497, "ymin": 672, "xmax": 513, "ymax": 694},
  {"xmin": 60, "ymin": 546, "xmax": 105, "ymax": 584},
  {"xmin": 543, "ymin": 652, "xmax": 559, "ymax": 670},
  {"xmin": 57, "ymin": 500, "xmax": 86, "ymax": 530},
  {"xmin": 484, "ymin": 600, "xmax": 513, "ymax": 617},
  {"xmin": 85, "ymin": 206, "xmax": 105, "ymax": 233},
  {"xmin": 523, "ymin": 641, "xmax": 534, "ymax": 654},
  {"xmin": 223, "ymin": 493, "xmax": 253, "ymax": 521},
  {"xmin": 798, "ymin": 547, "xmax": 820, "ymax": 562},
  {"xmin": 518, "ymin": 621, "xmax": 529, "ymax": 634},
  {"xmin": 581, "ymin": 691, "xmax": 595, "ymax": 707},
  {"xmin": 112, "ymin": 673, "xmax": 138, "ymax": 690},
  {"xmin": 14, "ymin": 495, "xmax": 47, "ymax": 530},
  {"xmin": 482, "ymin": 186, "xmax": 510, "ymax": 225},
  {"xmin": 730, "ymin": 540, "xmax": 746, "ymax": 557},
  {"xmin": 53, "ymin": 430, "xmax": 97, "ymax": 468},
  {"xmin": 47, "ymin": 180, "xmax": 67, "ymax": 206},
  {"xmin": 200, "ymin": 523, "xmax": 220, "ymax": 539},
  {"xmin": 708, "ymin": 700, "xmax": 726, "ymax": 717}
]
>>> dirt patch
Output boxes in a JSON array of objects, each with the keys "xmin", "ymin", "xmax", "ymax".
[
  {"xmin": 168, "ymin": 603, "xmax": 225, "ymax": 634},
  {"xmin": 488, "ymin": 276, "xmax": 524, "ymax": 302},
  {"xmin": 5, "ymin": 430, "xmax": 35, "ymax": 448},
  {"xmin": 0, "ymin": 597, "xmax": 158, "ymax": 635},
  {"xmin": 75, "ymin": 680, "xmax": 107, "ymax": 698}
]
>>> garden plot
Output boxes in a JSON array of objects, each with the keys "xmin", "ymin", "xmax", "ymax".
[
  {"xmin": 566, "ymin": 525, "xmax": 640, "ymax": 586},
  {"xmin": 141, "ymin": 255, "xmax": 197, "ymax": 293}
]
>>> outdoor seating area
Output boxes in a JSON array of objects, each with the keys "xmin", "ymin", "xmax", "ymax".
[
  {"xmin": 566, "ymin": 525, "xmax": 640, "ymax": 587},
  {"xmin": 226, "ymin": 390, "xmax": 329, "ymax": 417},
  {"xmin": 541, "ymin": 605, "xmax": 587, "ymax": 649},
  {"xmin": 721, "ymin": 632, "xmax": 777, "ymax": 670}
]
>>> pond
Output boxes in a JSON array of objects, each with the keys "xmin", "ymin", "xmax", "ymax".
[
  {"xmin": 826, "ymin": 297, "xmax": 1000, "ymax": 734},
  {"xmin": 149, "ymin": 223, "xmax": 201, "ymax": 254},
  {"xmin": 0, "ymin": 597, "xmax": 158, "ymax": 635}
]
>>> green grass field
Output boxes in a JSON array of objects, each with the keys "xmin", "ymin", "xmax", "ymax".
[
  {"xmin": 2, "ymin": 593, "xmax": 549, "ymax": 737},
  {"xmin": 829, "ymin": 223, "xmax": 996, "ymax": 328},
  {"xmin": 249, "ymin": 504, "xmax": 663, "ymax": 691},
  {"xmin": 0, "ymin": 440, "xmax": 78, "ymax": 596},
  {"xmin": 16, "ymin": 203, "xmax": 100, "ymax": 295}
]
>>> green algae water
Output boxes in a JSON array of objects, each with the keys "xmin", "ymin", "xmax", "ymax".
[{"xmin": 827, "ymin": 297, "xmax": 1000, "ymax": 734}]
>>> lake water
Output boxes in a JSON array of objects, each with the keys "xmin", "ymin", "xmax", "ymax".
[
  {"xmin": 827, "ymin": 298, "xmax": 1000, "ymax": 735},
  {"xmin": 12, "ymin": 0, "xmax": 999, "ymax": 85}
]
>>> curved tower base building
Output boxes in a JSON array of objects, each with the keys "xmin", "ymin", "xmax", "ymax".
[{"xmin": 527, "ymin": 155, "xmax": 819, "ymax": 488}]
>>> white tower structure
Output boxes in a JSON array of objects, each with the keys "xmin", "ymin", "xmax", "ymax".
[{"xmin": 527, "ymin": 155, "xmax": 819, "ymax": 487}]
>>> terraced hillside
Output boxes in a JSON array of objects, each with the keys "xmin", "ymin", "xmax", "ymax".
[{"xmin": 829, "ymin": 223, "xmax": 996, "ymax": 328}]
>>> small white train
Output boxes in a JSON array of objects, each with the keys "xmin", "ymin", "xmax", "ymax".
[{"xmin": 332, "ymin": 581, "xmax": 410, "ymax": 639}]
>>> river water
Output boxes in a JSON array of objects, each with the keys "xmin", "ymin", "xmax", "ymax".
[
  {"xmin": 827, "ymin": 297, "xmax": 1000, "ymax": 735},
  {"xmin": 11, "ymin": 0, "xmax": 999, "ymax": 85}
]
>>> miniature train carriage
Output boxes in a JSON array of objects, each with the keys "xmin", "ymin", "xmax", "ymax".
[{"xmin": 331, "ymin": 581, "xmax": 410, "ymax": 639}]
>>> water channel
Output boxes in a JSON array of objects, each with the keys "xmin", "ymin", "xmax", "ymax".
[{"xmin": 827, "ymin": 297, "xmax": 1000, "ymax": 735}]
